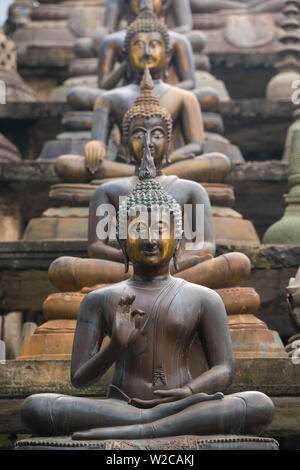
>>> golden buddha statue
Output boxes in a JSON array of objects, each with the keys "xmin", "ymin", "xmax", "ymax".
[
  {"xmin": 19, "ymin": 71, "xmax": 284, "ymax": 362},
  {"xmin": 20, "ymin": 151, "xmax": 275, "ymax": 440},
  {"xmin": 57, "ymin": 7, "xmax": 241, "ymax": 183},
  {"xmin": 49, "ymin": 67, "xmax": 251, "ymax": 293},
  {"xmin": 105, "ymin": 0, "xmax": 193, "ymax": 34},
  {"xmin": 97, "ymin": 0, "xmax": 203, "ymax": 91}
]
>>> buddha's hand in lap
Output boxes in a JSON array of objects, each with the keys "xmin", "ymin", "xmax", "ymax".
[
  {"xmin": 130, "ymin": 390, "xmax": 224, "ymax": 409},
  {"xmin": 84, "ymin": 140, "xmax": 106, "ymax": 174},
  {"xmin": 112, "ymin": 294, "xmax": 146, "ymax": 351}
]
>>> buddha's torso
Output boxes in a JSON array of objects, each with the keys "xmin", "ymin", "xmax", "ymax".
[
  {"xmin": 102, "ymin": 82, "xmax": 182, "ymax": 130},
  {"xmin": 97, "ymin": 278, "xmax": 209, "ymax": 402},
  {"xmin": 104, "ymin": 175, "xmax": 198, "ymax": 208}
]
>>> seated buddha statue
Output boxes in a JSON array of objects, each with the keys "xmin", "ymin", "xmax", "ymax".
[
  {"xmin": 105, "ymin": 0, "xmax": 193, "ymax": 35},
  {"xmin": 98, "ymin": 0, "xmax": 202, "ymax": 91},
  {"xmin": 58, "ymin": 8, "xmax": 240, "ymax": 182},
  {"xmin": 21, "ymin": 158, "xmax": 274, "ymax": 440},
  {"xmin": 49, "ymin": 68, "xmax": 250, "ymax": 293}
]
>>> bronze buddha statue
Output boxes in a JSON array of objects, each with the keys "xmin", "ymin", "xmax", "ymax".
[
  {"xmin": 104, "ymin": 0, "xmax": 193, "ymax": 34},
  {"xmin": 18, "ymin": 66, "xmax": 283, "ymax": 364},
  {"xmin": 20, "ymin": 151, "xmax": 274, "ymax": 440},
  {"xmin": 49, "ymin": 68, "xmax": 249, "ymax": 293},
  {"xmin": 98, "ymin": 0, "xmax": 201, "ymax": 91},
  {"xmin": 57, "ymin": 8, "xmax": 240, "ymax": 183}
]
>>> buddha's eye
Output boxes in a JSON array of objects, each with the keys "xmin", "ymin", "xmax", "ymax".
[
  {"xmin": 152, "ymin": 221, "xmax": 169, "ymax": 237},
  {"xmin": 129, "ymin": 222, "xmax": 148, "ymax": 238},
  {"xmin": 152, "ymin": 130, "xmax": 164, "ymax": 139},
  {"xmin": 132, "ymin": 131, "xmax": 145, "ymax": 141},
  {"xmin": 133, "ymin": 40, "xmax": 145, "ymax": 48},
  {"xmin": 150, "ymin": 40, "xmax": 161, "ymax": 48}
]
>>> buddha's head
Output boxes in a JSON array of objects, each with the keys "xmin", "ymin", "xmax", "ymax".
[
  {"xmin": 124, "ymin": 7, "xmax": 170, "ymax": 79},
  {"xmin": 117, "ymin": 143, "xmax": 182, "ymax": 273},
  {"xmin": 128, "ymin": 0, "xmax": 168, "ymax": 17},
  {"xmin": 123, "ymin": 67, "xmax": 172, "ymax": 167}
]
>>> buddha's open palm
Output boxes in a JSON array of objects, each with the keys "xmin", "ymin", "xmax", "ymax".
[
  {"xmin": 84, "ymin": 140, "xmax": 106, "ymax": 174},
  {"xmin": 112, "ymin": 295, "xmax": 145, "ymax": 351}
]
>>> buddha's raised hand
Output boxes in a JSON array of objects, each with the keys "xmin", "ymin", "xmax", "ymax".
[
  {"xmin": 84, "ymin": 140, "xmax": 106, "ymax": 174},
  {"xmin": 112, "ymin": 294, "xmax": 145, "ymax": 351}
]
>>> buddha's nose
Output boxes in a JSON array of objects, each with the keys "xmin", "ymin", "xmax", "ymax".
[
  {"xmin": 145, "ymin": 131, "xmax": 154, "ymax": 151},
  {"xmin": 146, "ymin": 228, "xmax": 157, "ymax": 246},
  {"xmin": 144, "ymin": 43, "xmax": 152, "ymax": 57}
]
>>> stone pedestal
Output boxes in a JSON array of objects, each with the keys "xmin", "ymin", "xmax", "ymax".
[{"xmin": 14, "ymin": 435, "xmax": 279, "ymax": 450}]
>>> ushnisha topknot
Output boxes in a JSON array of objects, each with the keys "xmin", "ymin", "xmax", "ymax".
[
  {"xmin": 124, "ymin": 5, "xmax": 171, "ymax": 58},
  {"xmin": 117, "ymin": 140, "xmax": 182, "ymax": 241},
  {"xmin": 122, "ymin": 66, "xmax": 173, "ymax": 145}
]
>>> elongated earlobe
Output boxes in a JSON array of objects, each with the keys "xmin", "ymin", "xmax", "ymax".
[
  {"xmin": 124, "ymin": 253, "xmax": 130, "ymax": 273},
  {"xmin": 173, "ymin": 239, "xmax": 181, "ymax": 272},
  {"xmin": 165, "ymin": 142, "xmax": 171, "ymax": 164},
  {"xmin": 117, "ymin": 235, "xmax": 130, "ymax": 273}
]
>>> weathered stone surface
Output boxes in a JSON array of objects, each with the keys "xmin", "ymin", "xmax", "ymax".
[
  {"xmin": 0, "ymin": 102, "xmax": 70, "ymax": 121},
  {"xmin": 0, "ymin": 134, "xmax": 21, "ymax": 163},
  {"xmin": 0, "ymin": 270, "xmax": 57, "ymax": 312},
  {"xmin": 266, "ymin": 397, "xmax": 300, "ymax": 438},
  {"xmin": 217, "ymin": 244, "xmax": 300, "ymax": 270}
]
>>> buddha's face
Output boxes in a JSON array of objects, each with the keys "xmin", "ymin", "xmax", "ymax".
[
  {"xmin": 129, "ymin": 31, "xmax": 166, "ymax": 76},
  {"xmin": 125, "ymin": 210, "xmax": 175, "ymax": 267},
  {"xmin": 128, "ymin": 115, "xmax": 168, "ymax": 165},
  {"xmin": 130, "ymin": 0, "xmax": 163, "ymax": 16}
]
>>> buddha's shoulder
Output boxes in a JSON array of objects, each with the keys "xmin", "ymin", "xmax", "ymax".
[
  {"xmin": 101, "ymin": 84, "xmax": 138, "ymax": 102},
  {"xmin": 179, "ymin": 280, "xmax": 224, "ymax": 305},
  {"xmin": 83, "ymin": 281, "xmax": 128, "ymax": 308},
  {"xmin": 92, "ymin": 177, "xmax": 134, "ymax": 201},
  {"xmin": 169, "ymin": 176, "xmax": 207, "ymax": 197}
]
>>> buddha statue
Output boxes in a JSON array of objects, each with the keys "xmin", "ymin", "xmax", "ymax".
[
  {"xmin": 55, "ymin": 8, "xmax": 241, "ymax": 183},
  {"xmin": 19, "ymin": 74, "xmax": 283, "ymax": 363},
  {"xmin": 49, "ymin": 68, "xmax": 254, "ymax": 293},
  {"xmin": 104, "ymin": 0, "xmax": 193, "ymax": 34},
  {"xmin": 20, "ymin": 159, "xmax": 275, "ymax": 441},
  {"xmin": 97, "ymin": 0, "xmax": 204, "ymax": 91}
]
